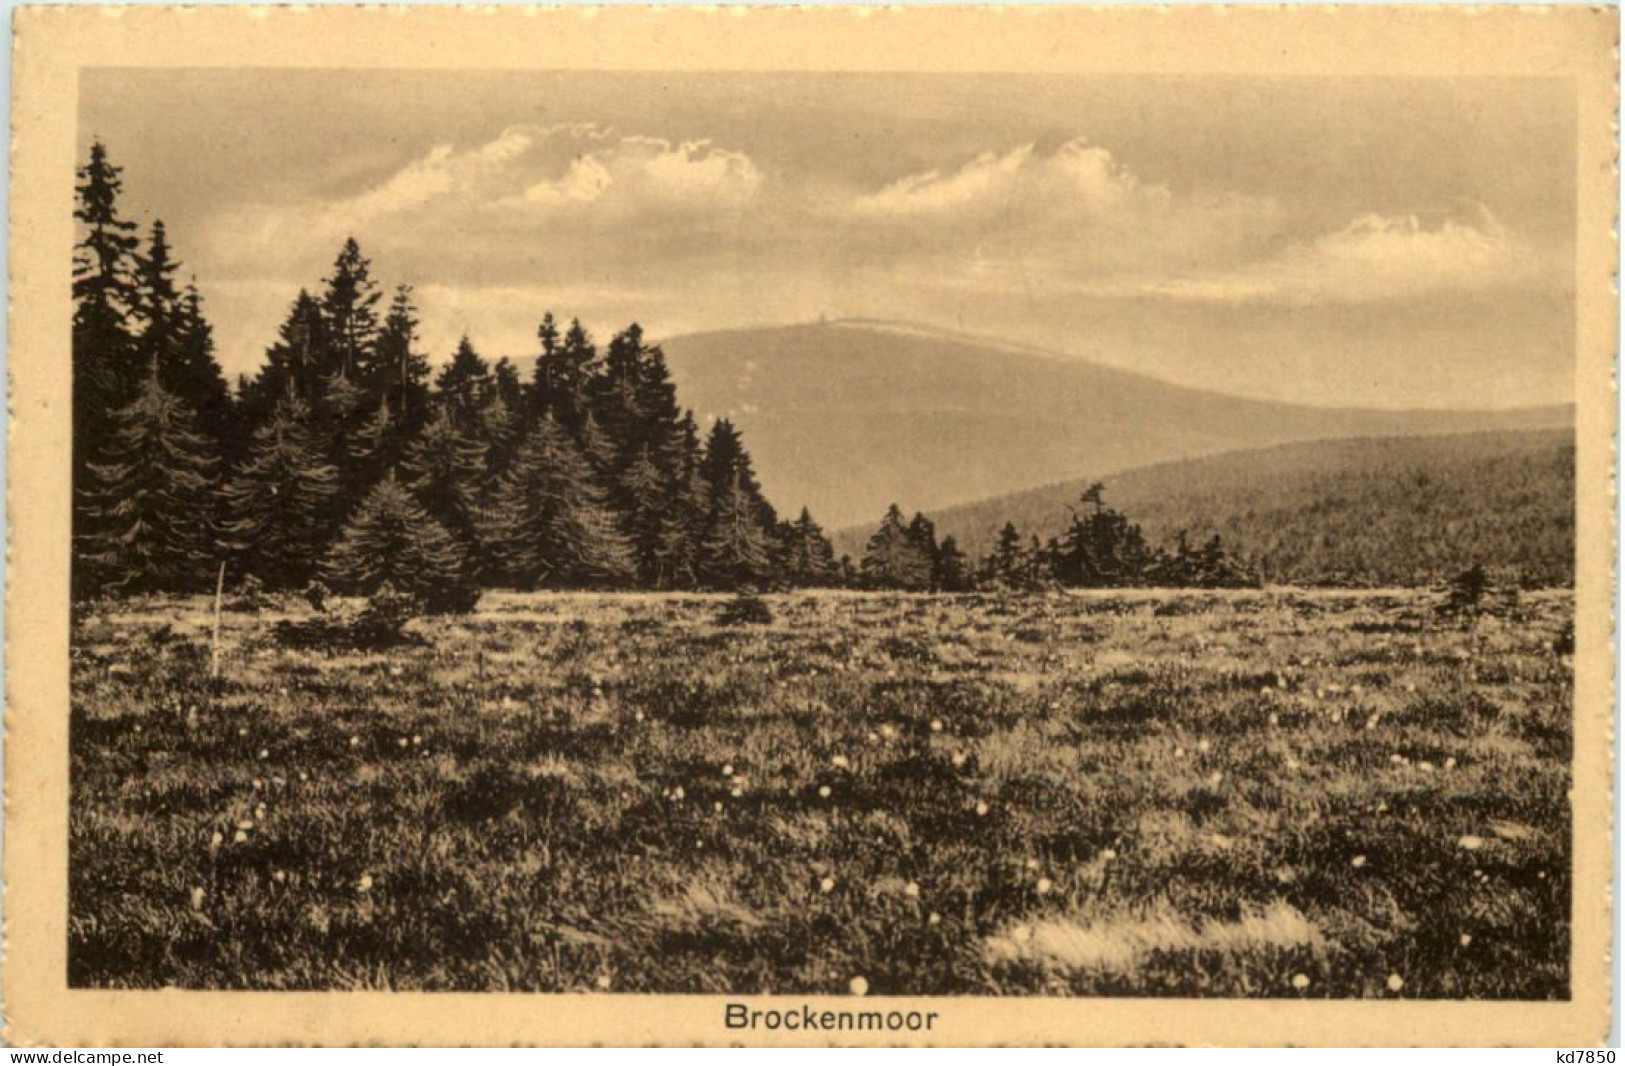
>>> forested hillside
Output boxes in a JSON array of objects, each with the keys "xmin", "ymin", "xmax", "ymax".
[
  {"xmin": 660, "ymin": 321, "xmax": 1574, "ymax": 529},
  {"xmin": 840, "ymin": 430, "xmax": 1576, "ymax": 588}
]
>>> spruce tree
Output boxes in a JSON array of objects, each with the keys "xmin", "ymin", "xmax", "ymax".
[
  {"xmin": 935, "ymin": 535, "xmax": 970, "ymax": 592},
  {"xmin": 72, "ymin": 140, "xmax": 141, "ymax": 531},
  {"xmin": 320, "ymin": 238, "xmax": 382, "ymax": 380},
  {"xmin": 435, "ymin": 335, "xmax": 492, "ymax": 430},
  {"xmin": 320, "ymin": 473, "xmax": 477, "ymax": 613},
  {"xmin": 701, "ymin": 470, "xmax": 776, "ymax": 590},
  {"xmin": 782, "ymin": 507, "xmax": 840, "ymax": 587},
  {"xmin": 239, "ymin": 291, "xmax": 328, "ymax": 430},
  {"xmin": 619, "ymin": 444, "xmax": 671, "ymax": 585},
  {"xmin": 528, "ymin": 311, "xmax": 572, "ymax": 424},
  {"xmin": 906, "ymin": 512, "xmax": 941, "ymax": 588},
  {"xmin": 400, "ymin": 406, "xmax": 489, "ymax": 550},
  {"xmin": 132, "ymin": 220, "xmax": 183, "ymax": 381},
  {"xmin": 373, "ymin": 284, "xmax": 432, "ymax": 438},
  {"xmin": 481, "ymin": 416, "xmax": 634, "ymax": 588},
  {"xmin": 169, "ymin": 282, "xmax": 236, "ymax": 463},
  {"xmin": 861, "ymin": 503, "xmax": 932, "ymax": 589},
  {"xmin": 985, "ymin": 521, "xmax": 1028, "ymax": 588},
  {"xmin": 218, "ymin": 386, "xmax": 341, "ymax": 589},
  {"xmin": 77, "ymin": 372, "xmax": 219, "ymax": 595}
]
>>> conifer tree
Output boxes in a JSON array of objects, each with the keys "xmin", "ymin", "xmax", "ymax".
[
  {"xmin": 479, "ymin": 384, "xmax": 523, "ymax": 478},
  {"xmin": 435, "ymin": 335, "xmax": 492, "ymax": 430},
  {"xmin": 862, "ymin": 504, "xmax": 933, "ymax": 589},
  {"xmin": 782, "ymin": 507, "xmax": 840, "ymax": 587},
  {"xmin": 575, "ymin": 411, "xmax": 620, "ymax": 478},
  {"xmin": 593, "ymin": 324, "xmax": 646, "ymax": 457},
  {"xmin": 73, "ymin": 140, "xmax": 141, "ymax": 517},
  {"xmin": 77, "ymin": 372, "xmax": 219, "ymax": 595},
  {"xmin": 169, "ymin": 282, "xmax": 236, "ymax": 462},
  {"xmin": 906, "ymin": 512, "xmax": 941, "ymax": 588},
  {"xmin": 132, "ymin": 220, "xmax": 183, "ymax": 380},
  {"xmin": 701, "ymin": 470, "xmax": 776, "ymax": 589},
  {"xmin": 400, "ymin": 406, "xmax": 489, "ymax": 550},
  {"xmin": 239, "ymin": 291, "xmax": 329, "ymax": 430},
  {"xmin": 528, "ymin": 311, "xmax": 572, "ymax": 424},
  {"xmin": 984, "ymin": 521, "xmax": 1028, "ymax": 588},
  {"xmin": 619, "ymin": 444, "xmax": 672, "ymax": 585},
  {"xmin": 320, "ymin": 473, "xmax": 478, "ymax": 614},
  {"xmin": 218, "ymin": 386, "xmax": 341, "ymax": 589},
  {"xmin": 320, "ymin": 238, "xmax": 382, "ymax": 381},
  {"xmin": 481, "ymin": 416, "xmax": 634, "ymax": 588},
  {"xmin": 935, "ymin": 535, "xmax": 970, "ymax": 591},
  {"xmin": 373, "ymin": 284, "xmax": 432, "ymax": 437},
  {"xmin": 347, "ymin": 400, "xmax": 401, "ymax": 495},
  {"xmin": 649, "ymin": 413, "xmax": 708, "ymax": 589}
]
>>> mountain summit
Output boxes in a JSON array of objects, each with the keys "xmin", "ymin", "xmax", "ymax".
[{"xmin": 659, "ymin": 320, "xmax": 1573, "ymax": 529}]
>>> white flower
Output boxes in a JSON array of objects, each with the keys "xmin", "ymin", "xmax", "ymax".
[
  {"xmin": 1036, "ymin": 878, "xmax": 1053, "ymax": 895},
  {"xmin": 233, "ymin": 829, "xmax": 248, "ymax": 843},
  {"xmin": 832, "ymin": 755, "xmax": 850, "ymax": 769},
  {"xmin": 357, "ymin": 874, "xmax": 373, "ymax": 892},
  {"xmin": 1206, "ymin": 772, "xmax": 1224, "ymax": 787},
  {"xmin": 189, "ymin": 887, "xmax": 205, "ymax": 910},
  {"xmin": 975, "ymin": 801, "xmax": 989, "ymax": 816},
  {"xmin": 1351, "ymin": 855, "xmax": 1366, "ymax": 868},
  {"xmin": 722, "ymin": 764, "xmax": 734, "ymax": 777},
  {"xmin": 928, "ymin": 912, "xmax": 941, "ymax": 926},
  {"xmin": 1387, "ymin": 974, "xmax": 1405, "ymax": 993},
  {"xmin": 818, "ymin": 785, "xmax": 832, "ymax": 799},
  {"xmin": 673, "ymin": 787, "xmax": 685, "ymax": 800},
  {"xmin": 1444, "ymin": 757, "xmax": 1457, "ymax": 771},
  {"xmin": 820, "ymin": 877, "xmax": 836, "ymax": 893},
  {"xmin": 1458, "ymin": 835, "xmax": 1485, "ymax": 851},
  {"xmin": 1197, "ymin": 739, "xmax": 1211, "ymax": 754},
  {"xmin": 848, "ymin": 976, "xmax": 869, "ymax": 996},
  {"xmin": 257, "ymin": 749, "xmax": 269, "ymax": 760},
  {"xmin": 930, "ymin": 719, "xmax": 944, "ymax": 732},
  {"xmin": 1459, "ymin": 933, "xmax": 1473, "ymax": 947},
  {"xmin": 1100, "ymin": 849, "xmax": 1117, "ymax": 862},
  {"xmin": 596, "ymin": 974, "xmax": 612, "ymax": 990},
  {"xmin": 951, "ymin": 753, "xmax": 967, "ymax": 768},
  {"xmin": 1291, "ymin": 974, "xmax": 1310, "ymax": 990},
  {"xmin": 904, "ymin": 881, "xmax": 920, "ymax": 898},
  {"xmin": 349, "ymin": 736, "xmax": 361, "ymax": 748}
]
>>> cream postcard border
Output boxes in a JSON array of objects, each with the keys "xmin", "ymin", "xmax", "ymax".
[{"xmin": 6, "ymin": 4, "xmax": 1617, "ymax": 1047}]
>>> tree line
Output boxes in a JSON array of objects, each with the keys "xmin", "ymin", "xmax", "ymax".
[
  {"xmin": 855, "ymin": 483, "xmax": 1256, "ymax": 592},
  {"xmin": 73, "ymin": 141, "xmax": 1255, "ymax": 611}
]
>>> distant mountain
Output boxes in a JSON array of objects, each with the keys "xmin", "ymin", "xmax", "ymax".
[
  {"xmin": 833, "ymin": 429, "xmax": 1573, "ymax": 588},
  {"xmin": 658, "ymin": 320, "xmax": 1574, "ymax": 529}
]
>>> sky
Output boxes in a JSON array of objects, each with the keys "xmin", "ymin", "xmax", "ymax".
[{"xmin": 79, "ymin": 69, "xmax": 1577, "ymax": 409}]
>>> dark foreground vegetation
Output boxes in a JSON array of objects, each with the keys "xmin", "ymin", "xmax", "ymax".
[{"xmin": 70, "ymin": 588, "xmax": 1571, "ymax": 996}]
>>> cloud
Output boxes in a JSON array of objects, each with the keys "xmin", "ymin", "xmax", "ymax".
[
  {"xmin": 855, "ymin": 139, "xmax": 1163, "ymax": 222},
  {"xmin": 1105, "ymin": 208, "xmax": 1540, "ymax": 306},
  {"xmin": 846, "ymin": 138, "xmax": 1279, "ymax": 279},
  {"xmin": 502, "ymin": 133, "xmax": 761, "ymax": 214},
  {"xmin": 201, "ymin": 124, "xmax": 764, "ymax": 282},
  {"xmin": 851, "ymin": 143, "xmax": 1543, "ymax": 307}
]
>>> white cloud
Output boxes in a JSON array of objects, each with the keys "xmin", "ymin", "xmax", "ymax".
[
  {"xmin": 1117, "ymin": 209, "xmax": 1539, "ymax": 305},
  {"xmin": 504, "ymin": 134, "xmax": 761, "ymax": 214},
  {"xmin": 201, "ymin": 124, "xmax": 764, "ymax": 280},
  {"xmin": 855, "ymin": 145, "xmax": 1034, "ymax": 216},
  {"xmin": 853, "ymin": 138, "xmax": 1173, "ymax": 223}
]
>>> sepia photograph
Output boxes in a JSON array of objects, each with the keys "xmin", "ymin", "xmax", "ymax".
[{"xmin": 7, "ymin": 4, "xmax": 1616, "ymax": 1047}]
